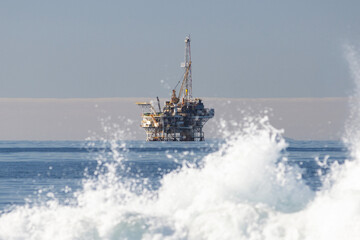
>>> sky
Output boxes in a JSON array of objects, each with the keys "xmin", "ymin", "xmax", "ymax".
[{"xmin": 0, "ymin": 0, "xmax": 360, "ymax": 98}]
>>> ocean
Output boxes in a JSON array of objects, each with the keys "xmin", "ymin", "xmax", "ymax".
[
  {"xmin": 0, "ymin": 116, "xmax": 357, "ymax": 239},
  {"xmin": 1, "ymin": 45, "xmax": 360, "ymax": 239}
]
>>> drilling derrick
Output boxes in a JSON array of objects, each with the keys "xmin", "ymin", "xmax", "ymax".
[{"xmin": 136, "ymin": 36, "xmax": 214, "ymax": 141}]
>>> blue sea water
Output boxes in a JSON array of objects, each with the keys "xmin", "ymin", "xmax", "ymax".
[
  {"xmin": 0, "ymin": 139, "xmax": 346, "ymax": 212},
  {"xmin": 0, "ymin": 140, "xmax": 217, "ymax": 211},
  {"xmin": 0, "ymin": 130, "xmax": 354, "ymax": 240},
  {"xmin": 2, "ymin": 42, "xmax": 360, "ymax": 240}
]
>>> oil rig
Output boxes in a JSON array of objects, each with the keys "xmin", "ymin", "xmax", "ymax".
[{"xmin": 136, "ymin": 36, "xmax": 214, "ymax": 141}]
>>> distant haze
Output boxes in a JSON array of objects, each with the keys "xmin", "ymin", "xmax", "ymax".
[
  {"xmin": 0, "ymin": 98, "xmax": 348, "ymax": 140},
  {"xmin": 0, "ymin": 1, "xmax": 359, "ymax": 98},
  {"xmin": 0, "ymin": 2, "xmax": 356, "ymax": 140}
]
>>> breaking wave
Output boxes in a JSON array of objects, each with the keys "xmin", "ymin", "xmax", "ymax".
[{"xmin": 1, "ymin": 46, "xmax": 360, "ymax": 239}]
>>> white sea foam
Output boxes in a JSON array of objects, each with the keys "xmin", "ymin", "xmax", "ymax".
[
  {"xmin": 1, "ymin": 47, "xmax": 360, "ymax": 239},
  {"xmin": 0, "ymin": 116, "xmax": 313, "ymax": 240}
]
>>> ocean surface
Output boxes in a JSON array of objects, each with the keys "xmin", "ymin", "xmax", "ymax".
[
  {"xmin": 2, "ymin": 40, "xmax": 360, "ymax": 240},
  {"xmin": 0, "ymin": 139, "xmax": 346, "ymax": 212},
  {"xmin": 0, "ymin": 127, "xmax": 356, "ymax": 239}
]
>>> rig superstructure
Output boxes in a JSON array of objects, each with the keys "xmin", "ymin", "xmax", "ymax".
[{"xmin": 136, "ymin": 36, "xmax": 214, "ymax": 141}]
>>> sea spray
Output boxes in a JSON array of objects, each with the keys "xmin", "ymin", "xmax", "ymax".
[
  {"xmin": 0, "ymin": 116, "xmax": 315, "ymax": 240},
  {"xmin": 269, "ymin": 44, "xmax": 360, "ymax": 240},
  {"xmin": 344, "ymin": 44, "xmax": 360, "ymax": 159},
  {"xmin": 2, "ymin": 48, "xmax": 360, "ymax": 238},
  {"xmin": 153, "ymin": 116, "xmax": 313, "ymax": 239}
]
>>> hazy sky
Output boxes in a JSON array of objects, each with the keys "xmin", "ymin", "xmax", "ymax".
[{"xmin": 0, "ymin": 0, "xmax": 359, "ymax": 98}]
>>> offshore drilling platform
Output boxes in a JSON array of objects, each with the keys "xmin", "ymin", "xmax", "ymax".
[{"xmin": 136, "ymin": 36, "xmax": 214, "ymax": 141}]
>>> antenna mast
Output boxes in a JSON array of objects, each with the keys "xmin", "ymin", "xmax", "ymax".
[{"xmin": 179, "ymin": 35, "xmax": 192, "ymax": 101}]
